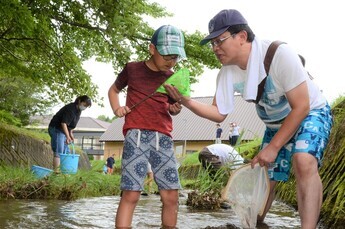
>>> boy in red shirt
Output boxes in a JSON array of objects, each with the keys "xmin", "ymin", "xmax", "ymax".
[{"xmin": 108, "ymin": 25, "xmax": 186, "ymax": 228}]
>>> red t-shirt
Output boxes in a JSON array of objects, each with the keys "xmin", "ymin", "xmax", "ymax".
[{"xmin": 115, "ymin": 61, "xmax": 175, "ymax": 137}]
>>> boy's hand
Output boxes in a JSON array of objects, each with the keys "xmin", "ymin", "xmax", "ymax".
[
  {"xmin": 114, "ymin": 106, "xmax": 131, "ymax": 117},
  {"xmin": 169, "ymin": 102, "xmax": 183, "ymax": 115}
]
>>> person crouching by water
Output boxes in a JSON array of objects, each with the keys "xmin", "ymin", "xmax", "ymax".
[
  {"xmin": 199, "ymin": 143, "xmax": 244, "ymax": 208},
  {"xmin": 48, "ymin": 95, "xmax": 91, "ymax": 172}
]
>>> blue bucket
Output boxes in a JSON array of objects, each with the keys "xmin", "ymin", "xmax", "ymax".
[
  {"xmin": 31, "ymin": 165, "xmax": 53, "ymax": 179},
  {"xmin": 60, "ymin": 143, "xmax": 79, "ymax": 174}
]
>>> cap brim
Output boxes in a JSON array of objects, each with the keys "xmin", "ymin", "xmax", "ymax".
[
  {"xmin": 157, "ymin": 46, "xmax": 187, "ymax": 59},
  {"xmin": 200, "ymin": 27, "xmax": 229, "ymax": 45}
]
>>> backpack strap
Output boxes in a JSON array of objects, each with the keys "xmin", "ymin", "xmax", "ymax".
[{"xmin": 255, "ymin": 40, "xmax": 286, "ymax": 104}]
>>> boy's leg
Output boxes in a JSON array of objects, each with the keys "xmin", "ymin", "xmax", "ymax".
[
  {"xmin": 115, "ymin": 190, "xmax": 141, "ymax": 228},
  {"xmin": 160, "ymin": 189, "xmax": 179, "ymax": 228},
  {"xmin": 116, "ymin": 129, "xmax": 150, "ymax": 228},
  {"xmin": 148, "ymin": 131, "xmax": 181, "ymax": 228}
]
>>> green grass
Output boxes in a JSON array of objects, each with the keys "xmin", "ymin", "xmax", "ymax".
[
  {"xmin": 1, "ymin": 121, "xmax": 50, "ymax": 143},
  {"xmin": 234, "ymin": 138, "xmax": 262, "ymax": 159},
  {"xmin": 0, "ymin": 163, "xmax": 121, "ymax": 200},
  {"xmin": 0, "ymin": 138, "xmax": 260, "ymax": 202},
  {"xmin": 179, "ymin": 151, "xmax": 199, "ymax": 166}
]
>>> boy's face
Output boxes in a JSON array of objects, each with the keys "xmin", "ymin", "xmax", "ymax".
[{"xmin": 149, "ymin": 44, "xmax": 179, "ymax": 72}]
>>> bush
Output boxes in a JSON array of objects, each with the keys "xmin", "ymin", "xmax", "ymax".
[{"xmin": 0, "ymin": 110, "xmax": 21, "ymax": 127}]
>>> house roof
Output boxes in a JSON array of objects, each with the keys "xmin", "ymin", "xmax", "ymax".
[
  {"xmin": 28, "ymin": 115, "xmax": 111, "ymax": 132},
  {"xmin": 100, "ymin": 96, "xmax": 266, "ymax": 142},
  {"xmin": 75, "ymin": 117, "xmax": 111, "ymax": 132}
]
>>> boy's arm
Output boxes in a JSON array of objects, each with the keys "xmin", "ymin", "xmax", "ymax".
[{"xmin": 108, "ymin": 84, "xmax": 131, "ymax": 117}]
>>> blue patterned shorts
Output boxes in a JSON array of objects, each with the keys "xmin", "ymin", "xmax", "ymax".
[
  {"xmin": 262, "ymin": 104, "xmax": 333, "ymax": 182},
  {"xmin": 120, "ymin": 129, "xmax": 181, "ymax": 191}
]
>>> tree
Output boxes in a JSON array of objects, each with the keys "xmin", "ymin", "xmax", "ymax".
[
  {"xmin": 96, "ymin": 115, "xmax": 112, "ymax": 123},
  {"xmin": 0, "ymin": 0, "xmax": 220, "ymax": 123},
  {"xmin": 0, "ymin": 75, "xmax": 53, "ymax": 125}
]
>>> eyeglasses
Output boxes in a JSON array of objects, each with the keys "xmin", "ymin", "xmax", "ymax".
[
  {"xmin": 161, "ymin": 54, "xmax": 179, "ymax": 61},
  {"xmin": 155, "ymin": 47, "xmax": 179, "ymax": 62},
  {"xmin": 210, "ymin": 33, "xmax": 237, "ymax": 48}
]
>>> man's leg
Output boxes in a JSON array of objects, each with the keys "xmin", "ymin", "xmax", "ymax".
[
  {"xmin": 115, "ymin": 190, "xmax": 140, "ymax": 228},
  {"xmin": 293, "ymin": 153, "xmax": 321, "ymax": 229},
  {"xmin": 160, "ymin": 189, "xmax": 179, "ymax": 228}
]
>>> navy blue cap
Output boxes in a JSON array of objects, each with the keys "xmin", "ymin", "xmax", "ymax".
[{"xmin": 200, "ymin": 9, "xmax": 248, "ymax": 45}]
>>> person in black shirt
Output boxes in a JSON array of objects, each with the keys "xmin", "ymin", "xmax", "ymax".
[
  {"xmin": 48, "ymin": 95, "xmax": 91, "ymax": 171},
  {"xmin": 106, "ymin": 154, "xmax": 116, "ymax": 175}
]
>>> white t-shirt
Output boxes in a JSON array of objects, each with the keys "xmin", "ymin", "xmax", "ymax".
[
  {"xmin": 206, "ymin": 144, "xmax": 244, "ymax": 166},
  {"xmin": 232, "ymin": 40, "xmax": 326, "ymax": 128},
  {"xmin": 232, "ymin": 126, "xmax": 240, "ymax": 136}
]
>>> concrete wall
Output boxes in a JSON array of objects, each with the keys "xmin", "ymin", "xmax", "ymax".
[{"xmin": 0, "ymin": 124, "xmax": 91, "ymax": 170}]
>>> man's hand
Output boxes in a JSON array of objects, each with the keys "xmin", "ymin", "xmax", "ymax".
[
  {"xmin": 251, "ymin": 144, "xmax": 279, "ymax": 168},
  {"xmin": 164, "ymin": 84, "xmax": 189, "ymax": 105}
]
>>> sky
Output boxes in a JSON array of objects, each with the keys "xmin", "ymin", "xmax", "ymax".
[{"xmin": 81, "ymin": 0, "xmax": 345, "ymax": 118}]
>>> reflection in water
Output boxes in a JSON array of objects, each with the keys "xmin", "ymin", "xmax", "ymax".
[{"xmin": 0, "ymin": 191, "xmax": 303, "ymax": 228}]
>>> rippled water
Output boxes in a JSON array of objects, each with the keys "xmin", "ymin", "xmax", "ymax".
[{"xmin": 0, "ymin": 191, "xmax": 305, "ymax": 228}]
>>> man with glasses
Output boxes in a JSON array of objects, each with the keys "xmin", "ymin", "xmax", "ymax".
[
  {"xmin": 165, "ymin": 9, "xmax": 333, "ymax": 228},
  {"xmin": 108, "ymin": 25, "xmax": 186, "ymax": 229}
]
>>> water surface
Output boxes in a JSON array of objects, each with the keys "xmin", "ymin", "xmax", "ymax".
[{"xmin": 0, "ymin": 191, "xmax": 305, "ymax": 228}]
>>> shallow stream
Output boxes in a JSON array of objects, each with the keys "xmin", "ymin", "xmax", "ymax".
[{"xmin": 0, "ymin": 190, "xmax": 313, "ymax": 228}]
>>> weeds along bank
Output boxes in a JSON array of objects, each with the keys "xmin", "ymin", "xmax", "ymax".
[{"xmin": 0, "ymin": 163, "xmax": 121, "ymax": 200}]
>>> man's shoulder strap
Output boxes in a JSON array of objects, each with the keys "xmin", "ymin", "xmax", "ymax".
[
  {"xmin": 264, "ymin": 40, "xmax": 286, "ymax": 74},
  {"xmin": 255, "ymin": 40, "xmax": 286, "ymax": 104}
]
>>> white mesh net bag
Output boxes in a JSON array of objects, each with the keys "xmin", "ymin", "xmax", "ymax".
[{"xmin": 227, "ymin": 164, "xmax": 270, "ymax": 228}]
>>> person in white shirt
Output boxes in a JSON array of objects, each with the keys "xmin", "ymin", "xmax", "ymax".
[
  {"xmin": 199, "ymin": 143, "xmax": 243, "ymax": 172},
  {"xmin": 229, "ymin": 122, "xmax": 240, "ymax": 146},
  {"xmin": 199, "ymin": 143, "xmax": 244, "ymax": 208},
  {"xmin": 165, "ymin": 9, "xmax": 333, "ymax": 228}
]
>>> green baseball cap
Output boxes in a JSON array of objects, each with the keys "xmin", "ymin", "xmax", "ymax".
[{"xmin": 151, "ymin": 25, "xmax": 187, "ymax": 60}]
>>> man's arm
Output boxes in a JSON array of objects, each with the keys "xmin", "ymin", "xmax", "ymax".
[{"xmin": 164, "ymin": 84, "xmax": 227, "ymax": 123}]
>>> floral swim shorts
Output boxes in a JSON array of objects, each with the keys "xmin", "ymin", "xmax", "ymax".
[{"xmin": 120, "ymin": 129, "xmax": 181, "ymax": 191}]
